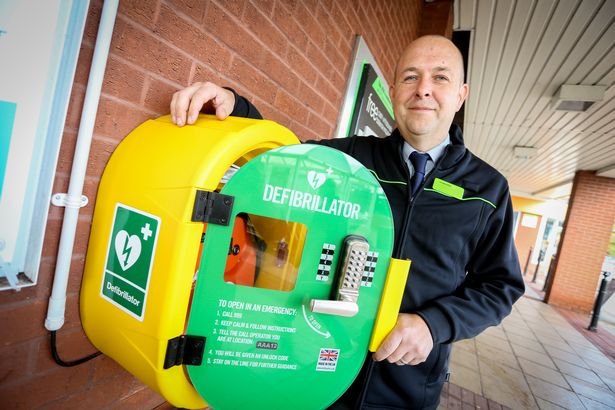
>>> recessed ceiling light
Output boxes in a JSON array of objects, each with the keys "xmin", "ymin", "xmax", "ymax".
[
  {"xmin": 513, "ymin": 146, "xmax": 537, "ymax": 160},
  {"xmin": 552, "ymin": 84, "xmax": 606, "ymax": 112}
]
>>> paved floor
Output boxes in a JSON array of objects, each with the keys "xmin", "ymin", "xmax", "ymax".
[{"xmin": 443, "ymin": 287, "xmax": 615, "ymax": 409}]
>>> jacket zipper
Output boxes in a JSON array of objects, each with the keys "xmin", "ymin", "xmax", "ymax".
[
  {"xmin": 395, "ymin": 144, "xmax": 450, "ymax": 257},
  {"xmin": 355, "ymin": 143, "xmax": 451, "ymax": 409},
  {"xmin": 395, "ymin": 172, "xmax": 416, "ymax": 258}
]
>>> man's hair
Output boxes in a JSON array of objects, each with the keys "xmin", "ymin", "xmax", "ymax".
[{"xmin": 393, "ymin": 35, "xmax": 465, "ymax": 85}]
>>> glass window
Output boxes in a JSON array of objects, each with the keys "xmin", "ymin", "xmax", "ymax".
[{"xmin": 223, "ymin": 213, "xmax": 307, "ymax": 292}]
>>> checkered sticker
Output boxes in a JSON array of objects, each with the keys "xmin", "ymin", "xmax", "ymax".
[
  {"xmin": 361, "ymin": 251, "xmax": 379, "ymax": 287},
  {"xmin": 316, "ymin": 243, "xmax": 336, "ymax": 281}
]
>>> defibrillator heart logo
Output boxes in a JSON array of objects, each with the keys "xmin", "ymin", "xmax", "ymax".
[
  {"xmin": 307, "ymin": 170, "xmax": 326, "ymax": 190},
  {"xmin": 114, "ymin": 230, "xmax": 141, "ymax": 271}
]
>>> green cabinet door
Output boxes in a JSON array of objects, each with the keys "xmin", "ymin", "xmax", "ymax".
[{"xmin": 186, "ymin": 144, "xmax": 394, "ymax": 410}]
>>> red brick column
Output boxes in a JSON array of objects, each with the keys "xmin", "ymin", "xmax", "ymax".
[
  {"xmin": 419, "ymin": 0, "xmax": 453, "ymax": 38},
  {"xmin": 545, "ymin": 171, "xmax": 615, "ymax": 312}
]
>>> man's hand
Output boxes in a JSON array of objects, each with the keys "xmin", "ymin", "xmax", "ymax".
[
  {"xmin": 373, "ymin": 313, "xmax": 434, "ymax": 366},
  {"xmin": 170, "ymin": 82, "xmax": 235, "ymax": 126}
]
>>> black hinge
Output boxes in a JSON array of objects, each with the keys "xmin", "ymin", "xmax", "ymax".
[
  {"xmin": 164, "ymin": 335, "xmax": 206, "ymax": 369},
  {"xmin": 192, "ymin": 190, "xmax": 234, "ymax": 225}
]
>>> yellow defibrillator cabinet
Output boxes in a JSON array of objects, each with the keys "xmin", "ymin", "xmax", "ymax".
[{"xmin": 80, "ymin": 115, "xmax": 410, "ymax": 409}]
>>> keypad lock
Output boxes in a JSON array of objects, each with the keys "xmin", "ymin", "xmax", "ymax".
[{"xmin": 311, "ymin": 236, "xmax": 369, "ymax": 317}]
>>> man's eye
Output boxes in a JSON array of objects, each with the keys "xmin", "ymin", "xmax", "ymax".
[
  {"xmin": 403, "ymin": 75, "xmax": 418, "ymax": 82},
  {"xmin": 435, "ymin": 75, "xmax": 449, "ymax": 81}
]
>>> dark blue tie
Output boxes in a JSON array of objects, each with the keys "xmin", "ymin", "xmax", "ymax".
[{"xmin": 410, "ymin": 151, "xmax": 430, "ymax": 196}]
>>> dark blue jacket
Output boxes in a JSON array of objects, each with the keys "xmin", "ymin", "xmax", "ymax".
[{"xmin": 229, "ymin": 91, "xmax": 524, "ymax": 409}]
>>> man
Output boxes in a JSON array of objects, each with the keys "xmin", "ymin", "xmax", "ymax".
[{"xmin": 170, "ymin": 35, "xmax": 524, "ymax": 409}]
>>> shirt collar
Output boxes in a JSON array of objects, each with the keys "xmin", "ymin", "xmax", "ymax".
[{"xmin": 402, "ymin": 134, "xmax": 451, "ymax": 164}]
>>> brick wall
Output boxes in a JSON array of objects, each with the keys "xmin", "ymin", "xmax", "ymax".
[
  {"xmin": 419, "ymin": 0, "xmax": 453, "ymax": 38},
  {"xmin": 545, "ymin": 171, "xmax": 615, "ymax": 312},
  {"xmin": 0, "ymin": 0, "xmax": 438, "ymax": 407}
]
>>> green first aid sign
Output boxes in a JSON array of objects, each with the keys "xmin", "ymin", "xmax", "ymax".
[{"xmin": 101, "ymin": 203, "xmax": 160, "ymax": 320}]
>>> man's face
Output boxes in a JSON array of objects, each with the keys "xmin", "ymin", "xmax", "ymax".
[{"xmin": 390, "ymin": 37, "xmax": 468, "ymax": 149}]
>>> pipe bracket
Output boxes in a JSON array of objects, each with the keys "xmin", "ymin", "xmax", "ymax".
[{"xmin": 51, "ymin": 193, "xmax": 89, "ymax": 209}]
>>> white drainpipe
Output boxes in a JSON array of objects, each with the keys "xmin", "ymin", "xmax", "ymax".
[{"xmin": 45, "ymin": 0, "xmax": 119, "ymax": 331}]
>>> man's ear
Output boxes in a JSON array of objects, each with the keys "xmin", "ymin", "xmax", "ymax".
[
  {"xmin": 389, "ymin": 85, "xmax": 395, "ymax": 102},
  {"xmin": 456, "ymin": 84, "xmax": 469, "ymax": 111}
]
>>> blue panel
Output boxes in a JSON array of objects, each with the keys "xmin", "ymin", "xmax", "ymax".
[{"xmin": 0, "ymin": 100, "xmax": 16, "ymax": 201}]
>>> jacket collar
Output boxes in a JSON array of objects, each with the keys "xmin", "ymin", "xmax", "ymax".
[{"xmin": 439, "ymin": 123, "xmax": 467, "ymax": 170}]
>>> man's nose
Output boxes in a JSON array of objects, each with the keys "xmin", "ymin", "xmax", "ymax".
[{"xmin": 415, "ymin": 78, "xmax": 432, "ymax": 97}]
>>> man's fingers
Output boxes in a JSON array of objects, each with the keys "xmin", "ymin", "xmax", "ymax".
[
  {"xmin": 212, "ymin": 92, "xmax": 234, "ymax": 120},
  {"xmin": 215, "ymin": 106, "xmax": 228, "ymax": 120},
  {"xmin": 170, "ymin": 82, "xmax": 236, "ymax": 126},
  {"xmin": 372, "ymin": 313, "xmax": 434, "ymax": 366},
  {"xmin": 384, "ymin": 345, "xmax": 407, "ymax": 364},
  {"xmin": 373, "ymin": 331, "xmax": 402, "ymax": 362},
  {"xmin": 171, "ymin": 82, "xmax": 202, "ymax": 126},
  {"xmin": 170, "ymin": 91, "xmax": 184, "ymax": 125},
  {"xmin": 186, "ymin": 85, "xmax": 218, "ymax": 124},
  {"xmin": 395, "ymin": 354, "xmax": 423, "ymax": 366}
]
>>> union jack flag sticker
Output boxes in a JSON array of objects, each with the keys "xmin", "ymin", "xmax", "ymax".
[{"xmin": 316, "ymin": 348, "xmax": 340, "ymax": 372}]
